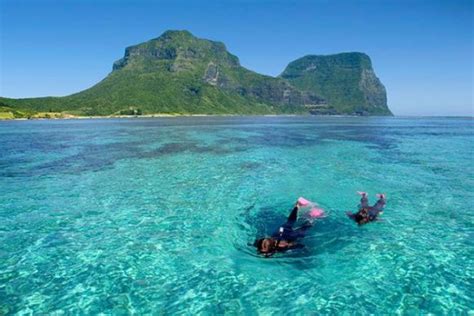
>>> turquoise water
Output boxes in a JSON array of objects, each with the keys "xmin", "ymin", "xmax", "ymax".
[{"xmin": 1, "ymin": 116, "xmax": 473, "ymax": 314}]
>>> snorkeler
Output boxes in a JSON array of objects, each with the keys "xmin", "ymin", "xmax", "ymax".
[
  {"xmin": 347, "ymin": 192, "xmax": 386, "ymax": 225},
  {"xmin": 254, "ymin": 198, "xmax": 324, "ymax": 257}
]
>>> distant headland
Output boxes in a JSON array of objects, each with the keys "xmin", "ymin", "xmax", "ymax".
[{"xmin": 0, "ymin": 30, "xmax": 392, "ymax": 119}]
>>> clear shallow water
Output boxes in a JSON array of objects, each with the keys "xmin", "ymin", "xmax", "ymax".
[{"xmin": 0, "ymin": 116, "xmax": 473, "ymax": 314}]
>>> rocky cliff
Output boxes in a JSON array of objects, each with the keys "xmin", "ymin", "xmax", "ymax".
[{"xmin": 280, "ymin": 53, "xmax": 391, "ymax": 115}]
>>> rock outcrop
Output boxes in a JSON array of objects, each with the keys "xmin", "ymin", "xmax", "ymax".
[{"xmin": 280, "ymin": 53, "xmax": 392, "ymax": 115}]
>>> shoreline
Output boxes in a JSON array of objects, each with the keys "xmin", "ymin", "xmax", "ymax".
[
  {"xmin": 0, "ymin": 113, "xmax": 471, "ymax": 121},
  {"xmin": 1, "ymin": 113, "xmax": 389, "ymax": 121}
]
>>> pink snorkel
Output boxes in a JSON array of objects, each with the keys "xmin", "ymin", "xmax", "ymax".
[{"xmin": 298, "ymin": 197, "xmax": 325, "ymax": 218}]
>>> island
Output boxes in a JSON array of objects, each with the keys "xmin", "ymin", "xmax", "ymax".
[{"xmin": 0, "ymin": 30, "xmax": 392, "ymax": 119}]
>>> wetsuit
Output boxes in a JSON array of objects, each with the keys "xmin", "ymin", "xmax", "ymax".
[
  {"xmin": 359, "ymin": 195, "xmax": 369, "ymax": 210},
  {"xmin": 354, "ymin": 196, "xmax": 386, "ymax": 224},
  {"xmin": 368, "ymin": 197, "xmax": 386, "ymax": 221},
  {"xmin": 271, "ymin": 206, "xmax": 312, "ymax": 250}
]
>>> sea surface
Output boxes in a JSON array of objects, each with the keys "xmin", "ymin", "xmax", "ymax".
[{"xmin": 0, "ymin": 116, "xmax": 473, "ymax": 314}]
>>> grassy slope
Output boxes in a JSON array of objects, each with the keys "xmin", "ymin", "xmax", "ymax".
[{"xmin": 0, "ymin": 104, "xmax": 36, "ymax": 119}]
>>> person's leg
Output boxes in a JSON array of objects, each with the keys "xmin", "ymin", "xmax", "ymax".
[
  {"xmin": 371, "ymin": 196, "xmax": 386, "ymax": 212},
  {"xmin": 357, "ymin": 192, "xmax": 369, "ymax": 210},
  {"xmin": 284, "ymin": 206, "xmax": 299, "ymax": 228},
  {"xmin": 369, "ymin": 197, "xmax": 386, "ymax": 222},
  {"xmin": 370, "ymin": 199, "xmax": 385, "ymax": 214},
  {"xmin": 360, "ymin": 196, "xmax": 369, "ymax": 210}
]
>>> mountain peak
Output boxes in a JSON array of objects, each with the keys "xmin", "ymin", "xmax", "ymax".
[
  {"xmin": 281, "ymin": 52, "xmax": 391, "ymax": 115},
  {"xmin": 158, "ymin": 29, "xmax": 195, "ymax": 40},
  {"xmin": 287, "ymin": 52, "xmax": 372, "ymax": 72},
  {"xmin": 112, "ymin": 29, "xmax": 240, "ymax": 71}
]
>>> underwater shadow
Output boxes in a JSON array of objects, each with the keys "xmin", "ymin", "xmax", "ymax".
[{"xmin": 235, "ymin": 204, "xmax": 357, "ymax": 267}]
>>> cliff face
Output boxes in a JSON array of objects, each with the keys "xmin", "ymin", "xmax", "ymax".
[
  {"xmin": 107, "ymin": 30, "xmax": 324, "ymax": 111},
  {"xmin": 280, "ymin": 53, "xmax": 392, "ymax": 115},
  {"xmin": 0, "ymin": 31, "xmax": 391, "ymax": 116}
]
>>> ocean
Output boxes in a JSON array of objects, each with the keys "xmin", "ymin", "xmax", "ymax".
[{"xmin": 1, "ymin": 116, "xmax": 473, "ymax": 314}]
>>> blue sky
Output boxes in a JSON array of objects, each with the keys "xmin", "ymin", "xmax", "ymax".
[{"xmin": 1, "ymin": 0, "xmax": 472, "ymax": 116}]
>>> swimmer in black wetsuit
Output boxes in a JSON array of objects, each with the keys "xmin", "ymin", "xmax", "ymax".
[
  {"xmin": 254, "ymin": 201, "xmax": 314, "ymax": 257},
  {"xmin": 351, "ymin": 192, "xmax": 386, "ymax": 225}
]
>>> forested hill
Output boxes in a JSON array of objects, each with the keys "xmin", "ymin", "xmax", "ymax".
[{"xmin": 0, "ymin": 30, "xmax": 392, "ymax": 118}]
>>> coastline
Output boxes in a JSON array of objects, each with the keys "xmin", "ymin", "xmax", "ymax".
[
  {"xmin": 0, "ymin": 113, "xmax": 471, "ymax": 121},
  {"xmin": 0, "ymin": 113, "xmax": 387, "ymax": 121},
  {"xmin": 0, "ymin": 113, "xmax": 230, "ymax": 121}
]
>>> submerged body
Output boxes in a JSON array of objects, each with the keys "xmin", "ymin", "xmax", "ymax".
[
  {"xmin": 347, "ymin": 193, "xmax": 386, "ymax": 225},
  {"xmin": 255, "ymin": 199, "xmax": 323, "ymax": 257}
]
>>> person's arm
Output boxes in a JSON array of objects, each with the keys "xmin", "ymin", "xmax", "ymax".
[
  {"xmin": 275, "ymin": 240, "xmax": 302, "ymax": 251},
  {"xmin": 276, "ymin": 240, "xmax": 291, "ymax": 248},
  {"xmin": 287, "ymin": 242, "xmax": 305, "ymax": 250}
]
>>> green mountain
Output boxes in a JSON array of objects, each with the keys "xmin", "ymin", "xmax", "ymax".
[
  {"xmin": 0, "ymin": 31, "xmax": 391, "ymax": 117},
  {"xmin": 280, "ymin": 53, "xmax": 391, "ymax": 115},
  {"xmin": 0, "ymin": 30, "xmax": 323, "ymax": 116}
]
